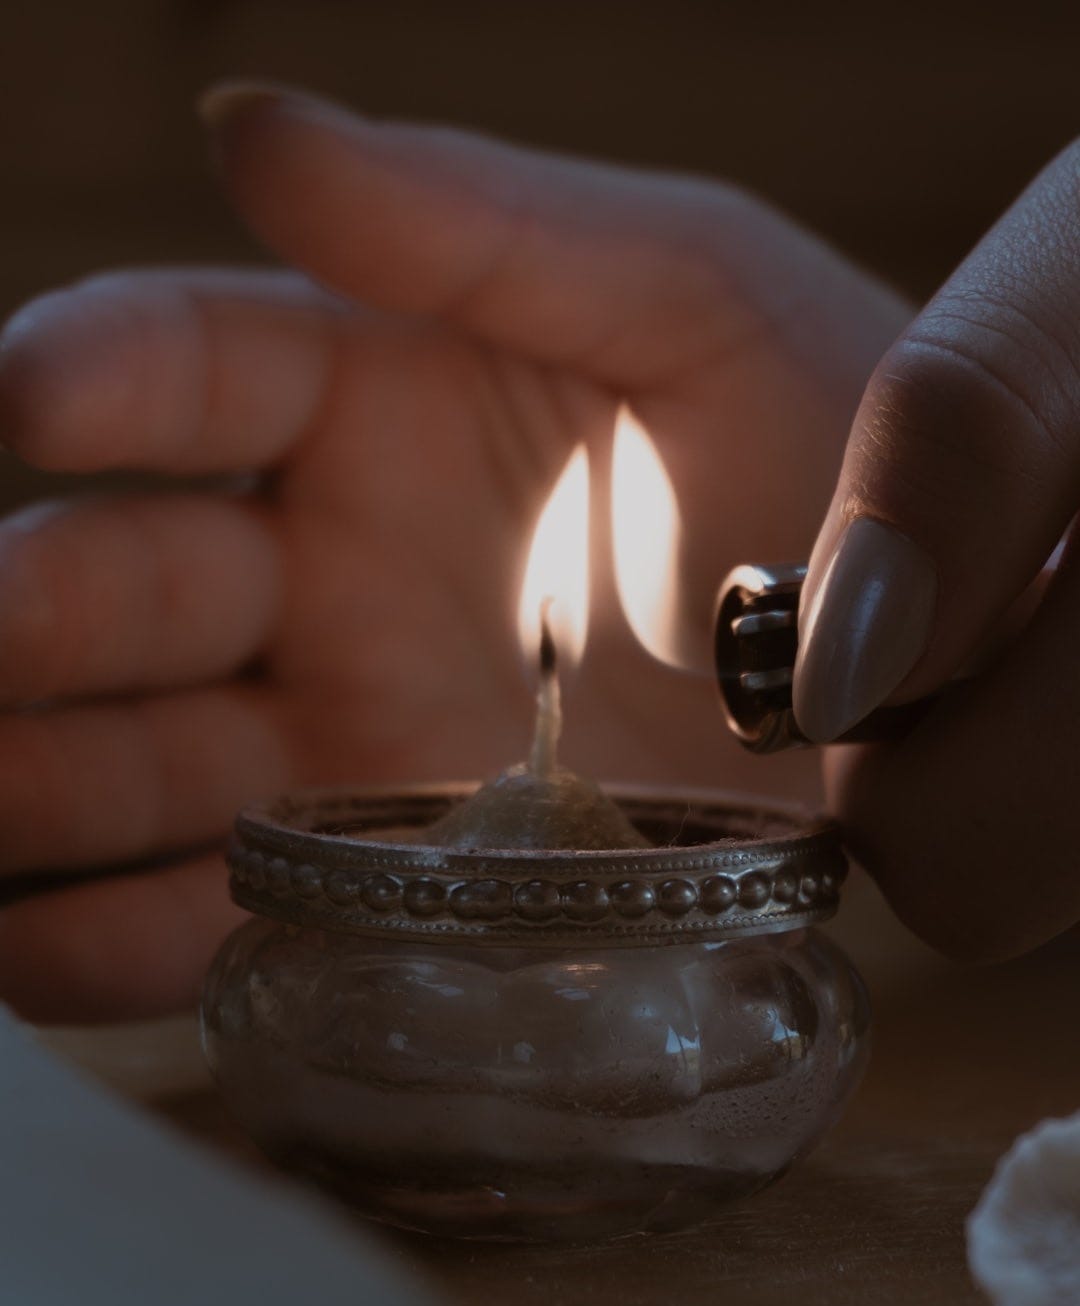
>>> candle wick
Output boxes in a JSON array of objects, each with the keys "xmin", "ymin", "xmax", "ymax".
[
  {"xmin": 539, "ymin": 611, "xmax": 557, "ymax": 679},
  {"xmin": 529, "ymin": 599, "xmax": 562, "ymax": 777}
]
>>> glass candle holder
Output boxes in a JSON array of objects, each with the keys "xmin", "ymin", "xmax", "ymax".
[{"xmin": 201, "ymin": 786, "xmax": 870, "ymax": 1242}]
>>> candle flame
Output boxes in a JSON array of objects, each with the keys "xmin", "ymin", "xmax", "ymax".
[
  {"xmin": 518, "ymin": 445, "xmax": 590, "ymax": 672},
  {"xmin": 611, "ymin": 406, "xmax": 689, "ymax": 669}
]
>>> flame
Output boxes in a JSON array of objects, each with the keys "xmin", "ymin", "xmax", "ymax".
[
  {"xmin": 518, "ymin": 445, "xmax": 590, "ymax": 670},
  {"xmin": 611, "ymin": 406, "xmax": 687, "ymax": 668}
]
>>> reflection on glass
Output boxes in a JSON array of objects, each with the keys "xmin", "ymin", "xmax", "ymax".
[{"xmin": 203, "ymin": 926, "xmax": 870, "ymax": 1241}]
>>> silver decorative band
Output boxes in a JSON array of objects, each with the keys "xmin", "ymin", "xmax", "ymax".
[{"xmin": 228, "ymin": 784, "xmax": 846, "ymax": 946}]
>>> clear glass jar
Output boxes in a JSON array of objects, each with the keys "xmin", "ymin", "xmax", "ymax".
[{"xmin": 201, "ymin": 785, "xmax": 870, "ymax": 1241}]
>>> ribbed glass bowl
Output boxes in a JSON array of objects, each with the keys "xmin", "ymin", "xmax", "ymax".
[{"xmin": 201, "ymin": 784, "xmax": 870, "ymax": 1242}]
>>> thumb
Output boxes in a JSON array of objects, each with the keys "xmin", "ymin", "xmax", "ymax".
[{"xmin": 793, "ymin": 137, "xmax": 1080, "ymax": 743}]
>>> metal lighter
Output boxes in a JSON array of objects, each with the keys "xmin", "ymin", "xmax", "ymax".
[{"xmin": 714, "ymin": 563, "xmax": 934, "ymax": 754}]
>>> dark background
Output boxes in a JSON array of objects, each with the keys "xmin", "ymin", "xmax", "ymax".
[{"xmin": 2, "ymin": 0, "xmax": 1078, "ymax": 505}]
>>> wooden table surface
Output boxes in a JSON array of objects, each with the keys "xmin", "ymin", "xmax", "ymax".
[{"xmin": 157, "ymin": 885, "xmax": 1080, "ymax": 1305}]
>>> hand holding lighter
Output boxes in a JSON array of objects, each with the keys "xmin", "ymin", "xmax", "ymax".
[{"xmin": 715, "ymin": 563, "xmax": 935, "ymax": 753}]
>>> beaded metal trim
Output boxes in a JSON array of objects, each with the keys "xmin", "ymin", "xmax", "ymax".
[{"xmin": 228, "ymin": 784, "xmax": 847, "ymax": 947}]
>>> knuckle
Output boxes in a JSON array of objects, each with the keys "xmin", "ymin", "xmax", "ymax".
[
  {"xmin": 921, "ymin": 287, "xmax": 1080, "ymax": 436},
  {"xmin": 853, "ymin": 326, "xmax": 1078, "ymax": 521}
]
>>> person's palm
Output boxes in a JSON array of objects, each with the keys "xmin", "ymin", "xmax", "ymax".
[{"xmin": 0, "ymin": 87, "xmax": 907, "ymax": 1020}]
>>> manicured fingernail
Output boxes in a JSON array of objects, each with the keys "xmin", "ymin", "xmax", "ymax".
[
  {"xmin": 797, "ymin": 504, "xmax": 842, "ymax": 643},
  {"xmin": 197, "ymin": 81, "xmax": 284, "ymax": 130},
  {"xmin": 793, "ymin": 517, "xmax": 937, "ymax": 743}
]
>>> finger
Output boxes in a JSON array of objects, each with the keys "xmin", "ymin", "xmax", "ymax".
[
  {"xmin": 0, "ymin": 853, "xmax": 244, "ymax": 1023},
  {"xmin": 0, "ymin": 494, "xmax": 280, "ymax": 706},
  {"xmin": 0, "ymin": 685, "xmax": 292, "ymax": 875},
  {"xmin": 794, "ymin": 137, "xmax": 1080, "ymax": 742},
  {"xmin": 827, "ymin": 526, "xmax": 1080, "ymax": 962},
  {"xmin": 199, "ymin": 82, "xmax": 866, "ymax": 387},
  {"xmin": 0, "ymin": 268, "xmax": 347, "ymax": 473}
]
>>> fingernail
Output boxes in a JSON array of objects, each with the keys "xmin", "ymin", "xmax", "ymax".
[
  {"xmin": 797, "ymin": 502, "xmax": 843, "ymax": 643},
  {"xmin": 793, "ymin": 517, "xmax": 937, "ymax": 743},
  {"xmin": 196, "ymin": 81, "xmax": 284, "ymax": 130}
]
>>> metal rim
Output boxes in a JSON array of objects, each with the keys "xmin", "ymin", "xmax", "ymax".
[{"xmin": 228, "ymin": 783, "xmax": 847, "ymax": 947}]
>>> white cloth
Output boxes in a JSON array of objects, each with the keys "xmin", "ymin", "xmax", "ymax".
[{"xmin": 0, "ymin": 1006, "xmax": 433, "ymax": 1306}]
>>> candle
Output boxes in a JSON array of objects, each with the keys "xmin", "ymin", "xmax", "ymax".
[
  {"xmin": 420, "ymin": 444, "xmax": 647, "ymax": 853},
  {"xmin": 204, "ymin": 407, "xmax": 866, "ymax": 1245}
]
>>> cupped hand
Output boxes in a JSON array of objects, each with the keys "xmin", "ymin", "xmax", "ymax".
[{"xmin": 0, "ymin": 84, "xmax": 905, "ymax": 1022}]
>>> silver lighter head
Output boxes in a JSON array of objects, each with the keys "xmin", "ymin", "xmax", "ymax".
[
  {"xmin": 714, "ymin": 562, "xmax": 932, "ymax": 753},
  {"xmin": 714, "ymin": 563, "xmax": 808, "ymax": 754}
]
